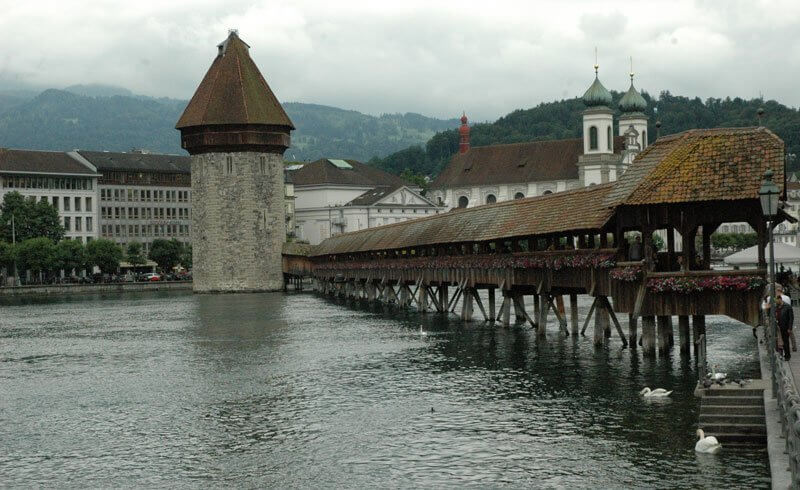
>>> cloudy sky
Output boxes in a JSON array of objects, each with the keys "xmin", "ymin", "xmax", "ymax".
[{"xmin": 1, "ymin": 0, "xmax": 798, "ymax": 121}]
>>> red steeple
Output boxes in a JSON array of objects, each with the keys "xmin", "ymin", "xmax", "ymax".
[{"xmin": 459, "ymin": 112, "xmax": 470, "ymax": 154}]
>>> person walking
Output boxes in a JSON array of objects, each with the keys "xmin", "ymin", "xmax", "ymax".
[
  {"xmin": 776, "ymin": 295, "xmax": 794, "ymax": 361},
  {"xmin": 762, "ymin": 284, "xmax": 796, "ymax": 351}
]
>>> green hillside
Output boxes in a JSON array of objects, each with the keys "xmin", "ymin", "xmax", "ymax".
[
  {"xmin": 372, "ymin": 92, "xmax": 800, "ymax": 178},
  {"xmin": 0, "ymin": 89, "xmax": 457, "ymax": 160}
]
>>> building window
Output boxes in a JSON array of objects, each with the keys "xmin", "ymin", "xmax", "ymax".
[
  {"xmin": 74, "ymin": 197, "xmax": 81, "ymax": 211},
  {"xmin": 52, "ymin": 196, "xmax": 59, "ymax": 209},
  {"xmin": 64, "ymin": 217, "xmax": 71, "ymax": 231},
  {"xmin": 75, "ymin": 217, "xmax": 82, "ymax": 232},
  {"xmin": 85, "ymin": 197, "xmax": 92, "ymax": 212},
  {"xmin": 607, "ymin": 126, "xmax": 612, "ymax": 150},
  {"xmin": 514, "ymin": 192, "xmax": 525, "ymax": 200},
  {"xmin": 86, "ymin": 217, "xmax": 93, "ymax": 232},
  {"xmin": 589, "ymin": 126, "xmax": 598, "ymax": 150},
  {"xmin": 63, "ymin": 196, "xmax": 70, "ymax": 211},
  {"xmin": 458, "ymin": 196, "xmax": 469, "ymax": 208},
  {"xmin": 543, "ymin": 190, "xmax": 553, "ymax": 195},
  {"xmin": 486, "ymin": 194, "xmax": 496, "ymax": 204},
  {"xmin": 226, "ymin": 156, "xmax": 233, "ymax": 174},
  {"xmin": 642, "ymin": 129, "xmax": 647, "ymax": 148}
]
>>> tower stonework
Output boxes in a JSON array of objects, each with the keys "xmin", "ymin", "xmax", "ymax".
[{"xmin": 176, "ymin": 31, "xmax": 294, "ymax": 293}]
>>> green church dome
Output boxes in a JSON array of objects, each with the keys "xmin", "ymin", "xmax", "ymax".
[
  {"xmin": 619, "ymin": 80, "xmax": 647, "ymax": 113},
  {"xmin": 582, "ymin": 74, "xmax": 613, "ymax": 107}
]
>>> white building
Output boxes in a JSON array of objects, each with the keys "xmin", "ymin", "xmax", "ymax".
[
  {"xmin": 430, "ymin": 67, "xmax": 647, "ymax": 209},
  {"xmin": 290, "ymin": 158, "xmax": 443, "ymax": 245},
  {"xmin": 0, "ymin": 148, "xmax": 100, "ymax": 243}
]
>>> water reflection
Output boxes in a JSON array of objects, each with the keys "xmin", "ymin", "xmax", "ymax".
[{"xmin": 0, "ymin": 291, "xmax": 770, "ymax": 487}]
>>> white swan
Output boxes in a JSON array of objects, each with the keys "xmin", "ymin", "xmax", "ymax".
[
  {"xmin": 708, "ymin": 365, "xmax": 727, "ymax": 382},
  {"xmin": 419, "ymin": 325, "xmax": 427, "ymax": 337},
  {"xmin": 695, "ymin": 429, "xmax": 722, "ymax": 454},
  {"xmin": 639, "ymin": 387, "xmax": 673, "ymax": 398}
]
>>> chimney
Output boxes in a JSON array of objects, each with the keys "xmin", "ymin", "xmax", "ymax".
[{"xmin": 459, "ymin": 112, "xmax": 470, "ymax": 154}]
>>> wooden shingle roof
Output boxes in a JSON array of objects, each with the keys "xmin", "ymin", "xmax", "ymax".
[
  {"xmin": 176, "ymin": 31, "xmax": 294, "ymax": 130},
  {"xmin": 312, "ymin": 183, "xmax": 616, "ymax": 256},
  {"xmin": 606, "ymin": 127, "xmax": 784, "ymax": 207},
  {"xmin": 0, "ymin": 149, "xmax": 98, "ymax": 175}
]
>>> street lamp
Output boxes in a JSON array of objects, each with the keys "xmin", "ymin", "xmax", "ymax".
[{"xmin": 760, "ymin": 168, "xmax": 780, "ymax": 394}]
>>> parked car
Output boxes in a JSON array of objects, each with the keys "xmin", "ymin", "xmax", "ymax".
[{"xmin": 143, "ymin": 273, "xmax": 162, "ymax": 282}]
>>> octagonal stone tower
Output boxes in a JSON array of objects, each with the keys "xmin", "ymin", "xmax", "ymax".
[{"xmin": 176, "ymin": 31, "xmax": 294, "ymax": 293}]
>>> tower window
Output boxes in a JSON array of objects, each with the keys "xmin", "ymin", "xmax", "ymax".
[
  {"xmin": 226, "ymin": 156, "xmax": 233, "ymax": 174},
  {"xmin": 458, "ymin": 196, "xmax": 469, "ymax": 208},
  {"xmin": 485, "ymin": 194, "xmax": 496, "ymax": 204},
  {"xmin": 514, "ymin": 192, "xmax": 525, "ymax": 200},
  {"xmin": 589, "ymin": 126, "xmax": 598, "ymax": 150},
  {"xmin": 260, "ymin": 156, "xmax": 266, "ymax": 173},
  {"xmin": 607, "ymin": 126, "xmax": 612, "ymax": 150},
  {"xmin": 642, "ymin": 130, "xmax": 647, "ymax": 148}
]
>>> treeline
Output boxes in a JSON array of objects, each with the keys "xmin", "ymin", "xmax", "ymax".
[
  {"xmin": 369, "ymin": 91, "xmax": 800, "ymax": 180},
  {"xmin": 0, "ymin": 192, "xmax": 190, "ymax": 284}
]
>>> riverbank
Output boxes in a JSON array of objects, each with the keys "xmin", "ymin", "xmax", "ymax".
[
  {"xmin": 0, "ymin": 281, "xmax": 192, "ymax": 296},
  {"xmin": 757, "ymin": 325, "xmax": 792, "ymax": 490}
]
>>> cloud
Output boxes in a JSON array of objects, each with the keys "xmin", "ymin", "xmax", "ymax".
[{"xmin": 0, "ymin": 0, "xmax": 798, "ymax": 121}]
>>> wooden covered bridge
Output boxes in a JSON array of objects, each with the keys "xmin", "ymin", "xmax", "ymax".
[{"xmin": 288, "ymin": 127, "xmax": 791, "ymax": 357}]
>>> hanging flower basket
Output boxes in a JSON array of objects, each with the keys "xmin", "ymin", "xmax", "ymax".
[
  {"xmin": 646, "ymin": 275, "xmax": 766, "ymax": 294},
  {"xmin": 610, "ymin": 265, "xmax": 643, "ymax": 282}
]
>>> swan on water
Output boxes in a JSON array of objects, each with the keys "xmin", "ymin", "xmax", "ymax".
[
  {"xmin": 708, "ymin": 364, "xmax": 727, "ymax": 382},
  {"xmin": 695, "ymin": 429, "xmax": 722, "ymax": 454},
  {"xmin": 639, "ymin": 387, "xmax": 673, "ymax": 398},
  {"xmin": 419, "ymin": 325, "xmax": 427, "ymax": 337}
]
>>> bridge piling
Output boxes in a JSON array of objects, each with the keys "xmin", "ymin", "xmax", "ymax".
[
  {"xmin": 569, "ymin": 294, "xmax": 579, "ymax": 336},
  {"xmin": 642, "ymin": 316, "xmax": 656, "ymax": 356},
  {"xmin": 657, "ymin": 316, "xmax": 671, "ymax": 354},
  {"xmin": 594, "ymin": 302, "xmax": 609, "ymax": 346},
  {"xmin": 438, "ymin": 285, "xmax": 448, "ymax": 314},
  {"xmin": 678, "ymin": 315, "xmax": 690, "ymax": 353},
  {"xmin": 628, "ymin": 314, "xmax": 638, "ymax": 347},
  {"xmin": 692, "ymin": 315, "xmax": 706, "ymax": 358},
  {"xmin": 488, "ymin": 288, "xmax": 496, "ymax": 323},
  {"xmin": 533, "ymin": 295, "xmax": 540, "ymax": 326},
  {"xmin": 501, "ymin": 292, "xmax": 512, "ymax": 327},
  {"xmin": 537, "ymin": 293, "xmax": 548, "ymax": 336},
  {"xmin": 513, "ymin": 294, "xmax": 526, "ymax": 323}
]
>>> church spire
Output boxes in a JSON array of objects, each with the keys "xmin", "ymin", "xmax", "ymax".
[{"xmin": 459, "ymin": 112, "xmax": 470, "ymax": 154}]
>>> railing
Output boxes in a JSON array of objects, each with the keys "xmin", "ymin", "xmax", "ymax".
[
  {"xmin": 696, "ymin": 334, "xmax": 707, "ymax": 384},
  {"xmin": 765, "ymin": 324, "xmax": 800, "ymax": 488}
]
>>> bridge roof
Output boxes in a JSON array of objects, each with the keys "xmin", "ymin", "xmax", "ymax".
[
  {"xmin": 311, "ymin": 183, "xmax": 615, "ymax": 256},
  {"xmin": 606, "ymin": 127, "xmax": 784, "ymax": 207}
]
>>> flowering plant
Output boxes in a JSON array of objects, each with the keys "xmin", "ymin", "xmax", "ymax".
[
  {"xmin": 646, "ymin": 275, "xmax": 766, "ymax": 293},
  {"xmin": 610, "ymin": 265, "xmax": 643, "ymax": 282}
]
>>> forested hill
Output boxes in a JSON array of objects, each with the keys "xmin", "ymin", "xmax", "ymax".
[
  {"xmin": 0, "ymin": 88, "xmax": 457, "ymax": 160},
  {"xmin": 370, "ymin": 92, "xmax": 800, "ymax": 178}
]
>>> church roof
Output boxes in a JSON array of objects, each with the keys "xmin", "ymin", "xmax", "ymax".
[
  {"xmin": 605, "ymin": 127, "xmax": 784, "ymax": 207},
  {"xmin": 289, "ymin": 159, "xmax": 410, "ymax": 187},
  {"xmin": 430, "ymin": 137, "xmax": 624, "ymax": 189},
  {"xmin": 582, "ymin": 75, "xmax": 613, "ymax": 107},
  {"xmin": 619, "ymin": 81, "xmax": 647, "ymax": 113},
  {"xmin": 175, "ymin": 31, "xmax": 294, "ymax": 130}
]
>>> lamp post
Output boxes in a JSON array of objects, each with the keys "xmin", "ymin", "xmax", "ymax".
[{"xmin": 760, "ymin": 169, "xmax": 780, "ymax": 394}]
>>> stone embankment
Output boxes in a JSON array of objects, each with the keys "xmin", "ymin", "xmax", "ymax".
[{"xmin": 0, "ymin": 281, "xmax": 192, "ymax": 296}]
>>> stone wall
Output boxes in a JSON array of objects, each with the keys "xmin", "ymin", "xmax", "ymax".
[
  {"xmin": 0, "ymin": 281, "xmax": 191, "ymax": 296},
  {"xmin": 191, "ymin": 151, "xmax": 285, "ymax": 292}
]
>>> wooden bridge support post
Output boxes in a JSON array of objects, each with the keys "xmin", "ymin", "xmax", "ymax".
[
  {"xmin": 667, "ymin": 316, "xmax": 675, "ymax": 347},
  {"xmin": 438, "ymin": 285, "xmax": 448, "ymax": 314},
  {"xmin": 692, "ymin": 315, "xmax": 706, "ymax": 357},
  {"xmin": 594, "ymin": 301, "xmax": 609, "ymax": 346},
  {"xmin": 513, "ymin": 294, "xmax": 526, "ymax": 323},
  {"xmin": 462, "ymin": 287, "xmax": 474, "ymax": 321},
  {"xmin": 569, "ymin": 294, "xmax": 579, "ymax": 336},
  {"xmin": 657, "ymin": 315, "xmax": 671, "ymax": 354},
  {"xmin": 628, "ymin": 314, "xmax": 638, "ymax": 348},
  {"xmin": 537, "ymin": 293, "xmax": 548, "ymax": 337},
  {"xmin": 533, "ymin": 295, "xmax": 540, "ymax": 325},
  {"xmin": 488, "ymin": 288, "xmax": 496, "ymax": 324},
  {"xmin": 678, "ymin": 315, "xmax": 690, "ymax": 354},
  {"xmin": 641, "ymin": 316, "xmax": 656, "ymax": 357},
  {"xmin": 400, "ymin": 284, "xmax": 411, "ymax": 308},
  {"xmin": 500, "ymin": 292, "xmax": 512, "ymax": 327},
  {"xmin": 419, "ymin": 284, "xmax": 429, "ymax": 313}
]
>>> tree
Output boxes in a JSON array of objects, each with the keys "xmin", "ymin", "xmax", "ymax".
[
  {"xmin": 180, "ymin": 244, "xmax": 193, "ymax": 269},
  {"xmin": 149, "ymin": 238, "xmax": 182, "ymax": 272},
  {"xmin": 53, "ymin": 239, "xmax": 86, "ymax": 274},
  {"xmin": 0, "ymin": 191, "xmax": 65, "ymax": 243},
  {"xmin": 0, "ymin": 240, "xmax": 15, "ymax": 271},
  {"xmin": 652, "ymin": 233, "xmax": 665, "ymax": 252},
  {"xmin": 126, "ymin": 242, "xmax": 146, "ymax": 267},
  {"xmin": 86, "ymin": 239, "xmax": 122, "ymax": 274},
  {"xmin": 16, "ymin": 237, "xmax": 56, "ymax": 280}
]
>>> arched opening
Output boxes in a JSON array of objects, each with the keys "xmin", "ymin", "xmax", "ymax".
[
  {"xmin": 485, "ymin": 194, "xmax": 496, "ymax": 204},
  {"xmin": 514, "ymin": 192, "xmax": 525, "ymax": 200},
  {"xmin": 589, "ymin": 126, "xmax": 598, "ymax": 150},
  {"xmin": 607, "ymin": 126, "xmax": 612, "ymax": 150},
  {"xmin": 542, "ymin": 190, "xmax": 553, "ymax": 195},
  {"xmin": 642, "ymin": 129, "xmax": 647, "ymax": 148},
  {"xmin": 436, "ymin": 196, "xmax": 443, "ymax": 206},
  {"xmin": 458, "ymin": 196, "xmax": 469, "ymax": 208}
]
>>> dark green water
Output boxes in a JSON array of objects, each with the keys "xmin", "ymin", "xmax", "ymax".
[{"xmin": 0, "ymin": 291, "xmax": 769, "ymax": 488}]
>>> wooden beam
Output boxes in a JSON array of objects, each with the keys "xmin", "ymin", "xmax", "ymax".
[
  {"xmin": 548, "ymin": 295, "xmax": 569, "ymax": 336},
  {"xmin": 473, "ymin": 289, "xmax": 489, "ymax": 321},
  {"xmin": 600, "ymin": 296, "xmax": 628, "ymax": 346},
  {"xmin": 580, "ymin": 296, "xmax": 599, "ymax": 336}
]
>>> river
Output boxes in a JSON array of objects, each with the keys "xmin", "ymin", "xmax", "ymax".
[{"xmin": 0, "ymin": 291, "xmax": 769, "ymax": 488}]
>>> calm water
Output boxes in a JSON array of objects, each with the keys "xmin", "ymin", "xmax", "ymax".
[{"xmin": 0, "ymin": 290, "xmax": 769, "ymax": 488}]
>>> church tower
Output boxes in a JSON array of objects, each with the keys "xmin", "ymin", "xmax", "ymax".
[
  {"xmin": 618, "ymin": 69, "xmax": 649, "ymax": 152},
  {"xmin": 578, "ymin": 62, "xmax": 616, "ymax": 185},
  {"xmin": 459, "ymin": 113, "xmax": 470, "ymax": 153},
  {"xmin": 176, "ymin": 31, "xmax": 294, "ymax": 293}
]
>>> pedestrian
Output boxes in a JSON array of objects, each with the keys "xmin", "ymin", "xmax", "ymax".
[
  {"xmin": 629, "ymin": 236, "xmax": 642, "ymax": 261},
  {"xmin": 776, "ymin": 295, "xmax": 794, "ymax": 361},
  {"xmin": 762, "ymin": 284, "xmax": 796, "ymax": 351}
]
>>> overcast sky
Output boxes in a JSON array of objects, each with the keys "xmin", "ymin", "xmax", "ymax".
[{"xmin": 1, "ymin": 0, "xmax": 798, "ymax": 121}]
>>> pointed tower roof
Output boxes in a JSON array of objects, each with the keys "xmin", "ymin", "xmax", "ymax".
[
  {"xmin": 582, "ymin": 63, "xmax": 612, "ymax": 108},
  {"xmin": 176, "ymin": 30, "xmax": 294, "ymax": 130},
  {"xmin": 619, "ymin": 73, "xmax": 647, "ymax": 114}
]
